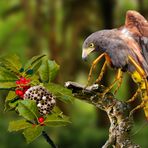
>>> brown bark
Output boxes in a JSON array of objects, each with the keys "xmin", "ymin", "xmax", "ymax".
[{"xmin": 65, "ymin": 81, "xmax": 140, "ymax": 148}]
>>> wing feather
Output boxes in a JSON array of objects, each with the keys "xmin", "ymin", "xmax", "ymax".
[{"xmin": 125, "ymin": 10, "xmax": 148, "ymax": 64}]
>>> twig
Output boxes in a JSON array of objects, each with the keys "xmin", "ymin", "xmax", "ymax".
[
  {"xmin": 42, "ymin": 131, "xmax": 57, "ymax": 148},
  {"xmin": 65, "ymin": 81, "xmax": 140, "ymax": 148}
]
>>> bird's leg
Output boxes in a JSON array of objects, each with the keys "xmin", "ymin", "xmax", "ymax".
[
  {"xmin": 128, "ymin": 56, "xmax": 148, "ymax": 118},
  {"xmin": 87, "ymin": 53, "xmax": 105, "ymax": 86},
  {"xmin": 95, "ymin": 61, "xmax": 107, "ymax": 84},
  {"xmin": 128, "ymin": 56, "xmax": 148, "ymax": 95},
  {"xmin": 141, "ymin": 89, "xmax": 148, "ymax": 120},
  {"xmin": 143, "ymin": 78, "xmax": 148, "ymax": 95},
  {"xmin": 126, "ymin": 88, "xmax": 141, "ymax": 103},
  {"xmin": 114, "ymin": 72, "xmax": 123, "ymax": 94},
  {"xmin": 101, "ymin": 69, "xmax": 122, "ymax": 97}
]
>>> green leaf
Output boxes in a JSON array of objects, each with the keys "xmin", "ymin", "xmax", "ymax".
[
  {"xmin": 5, "ymin": 99, "xmax": 20, "ymax": 111},
  {"xmin": 52, "ymin": 106, "xmax": 64, "ymax": 115},
  {"xmin": 32, "ymin": 60, "xmax": 42, "ymax": 74},
  {"xmin": 23, "ymin": 125, "xmax": 43, "ymax": 144},
  {"xmin": 30, "ymin": 74, "xmax": 40, "ymax": 86},
  {"xmin": 17, "ymin": 99, "xmax": 39, "ymax": 121},
  {"xmin": 39, "ymin": 60, "xmax": 49, "ymax": 83},
  {"xmin": 29, "ymin": 55, "xmax": 46, "ymax": 66},
  {"xmin": 0, "ymin": 82, "xmax": 16, "ymax": 89},
  {"xmin": 48, "ymin": 60, "xmax": 60, "ymax": 81},
  {"xmin": 8, "ymin": 119, "xmax": 32, "ymax": 132},
  {"xmin": 45, "ymin": 83, "xmax": 75, "ymax": 103},
  {"xmin": 0, "ymin": 66, "xmax": 17, "ymax": 82},
  {"xmin": 0, "ymin": 66, "xmax": 17, "ymax": 89},
  {"xmin": 44, "ymin": 114, "xmax": 70, "ymax": 127},
  {"xmin": 5, "ymin": 91, "xmax": 17, "ymax": 102},
  {"xmin": 39, "ymin": 59, "xmax": 60, "ymax": 83},
  {"xmin": 4, "ymin": 91, "xmax": 18, "ymax": 111},
  {"xmin": 24, "ymin": 55, "xmax": 46, "ymax": 73},
  {"xmin": 0, "ymin": 54, "xmax": 22, "ymax": 75}
]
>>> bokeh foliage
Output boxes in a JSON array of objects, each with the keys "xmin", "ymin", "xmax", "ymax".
[{"xmin": 0, "ymin": 0, "xmax": 148, "ymax": 148}]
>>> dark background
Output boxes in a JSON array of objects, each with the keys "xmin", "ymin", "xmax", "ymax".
[{"xmin": 0, "ymin": 0, "xmax": 148, "ymax": 148}]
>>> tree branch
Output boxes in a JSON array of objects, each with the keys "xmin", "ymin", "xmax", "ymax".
[
  {"xmin": 65, "ymin": 81, "xmax": 140, "ymax": 148},
  {"xmin": 42, "ymin": 131, "xmax": 57, "ymax": 148}
]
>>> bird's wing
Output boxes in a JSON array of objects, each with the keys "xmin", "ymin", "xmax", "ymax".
[
  {"xmin": 125, "ymin": 10, "xmax": 148, "ymax": 37},
  {"xmin": 125, "ymin": 10, "xmax": 148, "ymax": 64},
  {"xmin": 118, "ymin": 30, "xmax": 148, "ymax": 76},
  {"xmin": 105, "ymin": 32, "xmax": 148, "ymax": 76},
  {"xmin": 140, "ymin": 36, "xmax": 148, "ymax": 64}
]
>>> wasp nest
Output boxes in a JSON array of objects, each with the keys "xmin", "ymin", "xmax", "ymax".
[{"xmin": 24, "ymin": 86, "xmax": 56, "ymax": 115}]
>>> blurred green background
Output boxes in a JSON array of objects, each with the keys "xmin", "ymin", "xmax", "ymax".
[{"xmin": 0, "ymin": 0, "xmax": 148, "ymax": 148}]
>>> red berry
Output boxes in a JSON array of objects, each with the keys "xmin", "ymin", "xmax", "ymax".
[
  {"xmin": 20, "ymin": 77, "xmax": 27, "ymax": 84},
  {"xmin": 23, "ymin": 86, "xmax": 30, "ymax": 93},
  {"xmin": 38, "ymin": 117, "xmax": 44, "ymax": 123},
  {"xmin": 20, "ymin": 95, "xmax": 24, "ymax": 99},
  {"xmin": 23, "ymin": 85, "xmax": 30, "ymax": 89},
  {"xmin": 20, "ymin": 77, "xmax": 30, "ymax": 85},
  {"xmin": 15, "ymin": 89, "xmax": 20, "ymax": 95},
  {"xmin": 15, "ymin": 89, "xmax": 24, "ymax": 96},
  {"xmin": 16, "ymin": 80, "xmax": 20, "ymax": 85},
  {"xmin": 20, "ymin": 77, "xmax": 26, "ymax": 81}
]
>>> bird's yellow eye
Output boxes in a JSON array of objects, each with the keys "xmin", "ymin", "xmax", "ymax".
[{"xmin": 89, "ymin": 43, "xmax": 94, "ymax": 48}]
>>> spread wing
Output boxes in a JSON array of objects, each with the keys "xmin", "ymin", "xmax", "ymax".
[{"xmin": 125, "ymin": 10, "xmax": 148, "ymax": 64}]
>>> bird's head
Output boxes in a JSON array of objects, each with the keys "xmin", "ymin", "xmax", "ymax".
[
  {"xmin": 82, "ymin": 31, "xmax": 106, "ymax": 60},
  {"xmin": 82, "ymin": 33, "xmax": 97, "ymax": 60}
]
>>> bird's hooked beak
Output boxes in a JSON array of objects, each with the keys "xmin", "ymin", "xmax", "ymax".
[{"xmin": 82, "ymin": 47, "xmax": 95, "ymax": 61}]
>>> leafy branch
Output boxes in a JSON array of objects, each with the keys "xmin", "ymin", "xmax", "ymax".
[{"xmin": 0, "ymin": 54, "xmax": 73, "ymax": 146}]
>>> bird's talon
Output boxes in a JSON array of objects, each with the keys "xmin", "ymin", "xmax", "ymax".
[
  {"xmin": 100, "ymin": 92, "xmax": 107, "ymax": 99},
  {"xmin": 126, "ymin": 99, "xmax": 133, "ymax": 103}
]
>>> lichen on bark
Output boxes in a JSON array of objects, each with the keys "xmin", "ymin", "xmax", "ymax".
[{"xmin": 65, "ymin": 81, "xmax": 140, "ymax": 148}]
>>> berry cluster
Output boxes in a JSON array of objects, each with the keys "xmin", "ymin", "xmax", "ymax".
[
  {"xmin": 24, "ymin": 86, "xmax": 56, "ymax": 115},
  {"xmin": 15, "ymin": 77, "xmax": 30, "ymax": 98}
]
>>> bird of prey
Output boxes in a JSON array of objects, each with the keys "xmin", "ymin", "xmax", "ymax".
[{"xmin": 82, "ymin": 10, "xmax": 148, "ymax": 119}]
